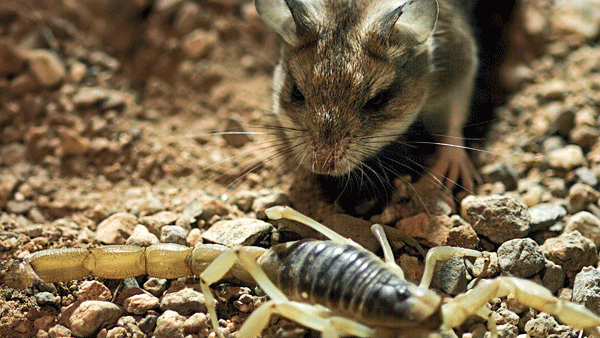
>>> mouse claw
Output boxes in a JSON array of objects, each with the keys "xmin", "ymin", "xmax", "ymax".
[{"xmin": 426, "ymin": 145, "xmax": 478, "ymax": 194}]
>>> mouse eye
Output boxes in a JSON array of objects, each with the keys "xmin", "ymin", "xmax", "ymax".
[
  {"xmin": 290, "ymin": 83, "xmax": 306, "ymax": 105},
  {"xmin": 363, "ymin": 89, "xmax": 392, "ymax": 112}
]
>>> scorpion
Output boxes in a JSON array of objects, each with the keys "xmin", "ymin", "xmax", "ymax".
[{"xmin": 4, "ymin": 206, "xmax": 600, "ymax": 337}]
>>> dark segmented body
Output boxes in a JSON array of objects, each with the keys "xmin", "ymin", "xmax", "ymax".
[{"xmin": 273, "ymin": 240, "xmax": 423, "ymax": 327}]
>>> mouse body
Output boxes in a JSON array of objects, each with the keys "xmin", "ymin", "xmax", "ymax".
[{"xmin": 256, "ymin": 0, "xmax": 480, "ymax": 211}]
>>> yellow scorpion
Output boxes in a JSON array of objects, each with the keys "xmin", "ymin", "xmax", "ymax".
[{"xmin": 5, "ymin": 206, "xmax": 600, "ymax": 337}]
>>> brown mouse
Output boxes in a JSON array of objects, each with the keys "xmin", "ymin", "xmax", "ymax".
[{"xmin": 256, "ymin": 0, "xmax": 480, "ymax": 210}]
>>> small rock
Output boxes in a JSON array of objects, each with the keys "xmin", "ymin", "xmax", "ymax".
[
  {"xmin": 64, "ymin": 301, "xmax": 123, "ymax": 337},
  {"xmin": 202, "ymin": 218, "xmax": 273, "ymax": 246},
  {"xmin": 36, "ymin": 292, "xmax": 59, "ymax": 306},
  {"xmin": 0, "ymin": 143, "xmax": 26, "ymax": 166},
  {"xmin": 0, "ymin": 173, "xmax": 18, "ymax": 205},
  {"xmin": 183, "ymin": 312, "xmax": 208, "ymax": 334},
  {"xmin": 542, "ymin": 259, "xmax": 566, "ymax": 294},
  {"xmin": 232, "ymin": 190, "xmax": 257, "ymax": 212},
  {"xmin": 528, "ymin": 203, "xmax": 567, "ymax": 232},
  {"xmin": 572, "ymin": 266, "xmax": 600, "ymax": 312},
  {"xmin": 160, "ymin": 225, "xmax": 188, "ymax": 245},
  {"xmin": 48, "ymin": 324, "xmax": 72, "ymax": 338},
  {"xmin": 126, "ymin": 224, "xmax": 160, "ymax": 246},
  {"xmin": 566, "ymin": 183, "xmax": 600, "ymax": 214},
  {"xmin": 187, "ymin": 228, "xmax": 203, "ymax": 247},
  {"xmin": 199, "ymin": 199, "xmax": 229, "ymax": 222},
  {"xmin": 139, "ymin": 210, "xmax": 179, "ymax": 236},
  {"xmin": 143, "ymin": 278, "xmax": 168, "ymax": 297},
  {"xmin": 443, "ymin": 215, "xmax": 479, "ymax": 249},
  {"xmin": 154, "ymin": 0, "xmax": 183, "ymax": 18},
  {"xmin": 15, "ymin": 224, "xmax": 43, "ymax": 238},
  {"xmin": 472, "ymin": 252, "xmax": 500, "ymax": 278},
  {"xmin": 542, "ymin": 136, "xmax": 566, "ymax": 154},
  {"xmin": 538, "ymin": 79, "xmax": 568, "ymax": 102},
  {"xmin": 570, "ymin": 167, "xmax": 599, "ymax": 187},
  {"xmin": 480, "ymin": 162, "xmax": 518, "ymax": 191},
  {"xmin": 541, "ymin": 230, "xmax": 598, "ymax": 279},
  {"xmin": 174, "ymin": 1, "xmax": 201, "ymax": 35},
  {"xmin": 520, "ymin": 184, "xmax": 546, "ymax": 207},
  {"xmin": 72, "ymin": 86, "xmax": 110, "ymax": 107},
  {"xmin": 564, "ymin": 211, "xmax": 600, "ymax": 247},
  {"xmin": 154, "ymin": 310, "xmax": 185, "ymax": 338},
  {"xmin": 101, "ymin": 91, "xmax": 128, "ymax": 111},
  {"xmin": 0, "ymin": 42, "xmax": 25, "ymax": 75},
  {"xmin": 124, "ymin": 191, "xmax": 164, "ymax": 216},
  {"xmin": 95, "ymin": 212, "xmax": 138, "ymax": 244},
  {"xmin": 397, "ymin": 254, "xmax": 423, "ymax": 283},
  {"xmin": 139, "ymin": 314, "xmax": 158, "ymax": 334},
  {"xmin": 89, "ymin": 51, "xmax": 120, "ymax": 70},
  {"xmin": 75, "ymin": 281, "xmax": 112, "ymax": 301},
  {"xmin": 222, "ymin": 113, "xmax": 252, "ymax": 148},
  {"xmin": 553, "ymin": 2, "xmax": 600, "ymax": 42},
  {"xmin": 461, "ymin": 195, "xmax": 531, "ymax": 244},
  {"xmin": 253, "ymin": 191, "xmax": 290, "ymax": 218},
  {"xmin": 396, "ymin": 213, "xmax": 453, "ymax": 247},
  {"xmin": 176, "ymin": 198, "xmax": 203, "ymax": 228},
  {"xmin": 6, "ymin": 200, "xmax": 35, "ymax": 214},
  {"xmin": 546, "ymin": 145, "xmax": 586, "ymax": 171},
  {"xmin": 9, "ymin": 72, "xmax": 40, "ymax": 94},
  {"xmin": 524, "ymin": 313, "xmax": 558, "ymax": 338},
  {"xmin": 123, "ymin": 293, "xmax": 159, "ymax": 315},
  {"xmin": 570, "ymin": 125, "xmax": 600, "ymax": 149},
  {"xmin": 497, "ymin": 238, "xmax": 545, "ymax": 278},
  {"xmin": 490, "ymin": 323, "xmax": 519, "ymax": 338},
  {"xmin": 181, "ymin": 29, "xmax": 218, "ymax": 59},
  {"xmin": 555, "ymin": 109, "xmax": 575, "ymax": 137},
  {"xmin": 69, "ymin": 61, "xmax": 87, "ymax": 83},
  {"xmin": 160, "ymin": 284, "xmax": 207, "ymax": 315},
  {"xmin": 546, "ymin": 178, "xmax": 568, "ymax": 198},
  {"xmin": 105, "ymin": 326, "xmax": 128, "ymax": 338},
  {"xmin": 57, "ymin": 127, "xmax": 89, "ymax": 156},
  {"xmin": 494, "ymin": 306, "xmax": 520, "ymax": 326},
  {"xmin": 26, "ymin": 49, "xmax": 65, "ymax": 87},
  {"xmin": 35, "ymin": 315, "xmax": 55, "ymax": 332},
  {"xmin": 430, "ymin": 256, "xmax": 469, "ymax": 296}
]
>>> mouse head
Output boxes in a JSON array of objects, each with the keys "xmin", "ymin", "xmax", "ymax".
[{"xmin": 256, "ymin": 0, "xmax": 438, "ymax": 175}]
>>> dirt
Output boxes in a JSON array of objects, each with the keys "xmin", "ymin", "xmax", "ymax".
[{"xmin": 1, "ymin": 1, "xmax": 600, "ymax": 338}]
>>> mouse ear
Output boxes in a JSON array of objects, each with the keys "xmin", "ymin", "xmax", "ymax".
[
  {"xmin": 397, "ymin": 0, "xmax": 438, "ymax": 43},
  {"xmin": 255, "ymin": 0, "xmax": 319, "ymax": 46},
  {"xmin": 375, "ymin": 0, "xmax": 438, "ymax": 45}
]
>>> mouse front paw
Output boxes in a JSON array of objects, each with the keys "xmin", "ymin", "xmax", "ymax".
[{"xmin": 424, "ymin": 141, "xmax": 480, "ymax": 193}]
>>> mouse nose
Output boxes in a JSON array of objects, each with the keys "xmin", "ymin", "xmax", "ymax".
[{"xmin": 312, "ymin": 146, "xmax": 337, "ymax": 173}]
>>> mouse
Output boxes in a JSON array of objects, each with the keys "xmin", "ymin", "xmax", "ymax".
[{"xmin": 255, "ymin": 0, "xmax": 481, "ymax": 213}]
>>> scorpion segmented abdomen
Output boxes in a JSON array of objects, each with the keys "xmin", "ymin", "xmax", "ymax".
[{"xmin": 275, "ymin": 240, "xmax": 440, "ymax": 328}]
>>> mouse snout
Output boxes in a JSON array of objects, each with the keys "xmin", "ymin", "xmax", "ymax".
[
  {"xmin": 310, "ymin": 123, "xmax": 352, "ymax": 175},
  {"xmin": 312, "ymin": 144, "xmax": 343, "ymax": 174}
]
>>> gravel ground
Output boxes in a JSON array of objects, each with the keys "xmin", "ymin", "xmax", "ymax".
[{"xmin": 1, "ymin": 1, "xmax": 600, "ymax": 338}]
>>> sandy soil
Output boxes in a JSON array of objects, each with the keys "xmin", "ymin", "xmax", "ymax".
[{"xmin": 1, "ymin": 1, "xmax": 600, "ymax": 338}]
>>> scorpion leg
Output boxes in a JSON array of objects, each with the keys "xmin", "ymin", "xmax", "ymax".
[
  {"xmin": 371, "ymin": 224, "xmax": 404, "ymax": 279},
  {"xmin": 265, "ymin": 206, "xmax": 354, "ymax": 245},
  {"xmin": 442, "ymin": 277, "xmax": 600, "ymax": 337},
  {"xmin": 419, "ymin": 246, "xmax": 488, "ymax": 288},
  {"xmin": 199, "ymin": 246, "xmax": 376, "ymax": 338}
]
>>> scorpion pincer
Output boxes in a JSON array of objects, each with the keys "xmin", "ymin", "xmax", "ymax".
[{"xmin": 4, "ymin": 206, "xmax": 600, "ymax": 338}]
